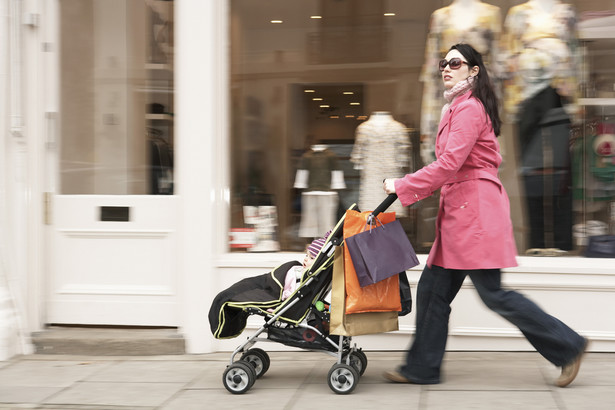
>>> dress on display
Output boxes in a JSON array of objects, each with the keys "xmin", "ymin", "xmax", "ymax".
[
  {"xmin": 350, "ymin": 112, "xmax": 410, "ymax": 216},
  {"xmin": 501, "ymin": 0, "xmax": 580, "ymax": 120},
  {"xmin": 294, "ymin": 146, "xmax": 345, "ymax": 238},
  {"xmin": 420, "ymin": 1, "xmax": 502, "ymax": 164}
]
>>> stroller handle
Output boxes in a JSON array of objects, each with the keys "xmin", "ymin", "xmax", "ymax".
[{"xmin": 370, "ymin": 193, "xmax": 398, "ymax": 219}]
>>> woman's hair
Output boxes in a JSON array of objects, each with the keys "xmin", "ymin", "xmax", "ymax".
[{"xmin": 450, "ymin": 43, "xmax": 501, "ymax": 136}]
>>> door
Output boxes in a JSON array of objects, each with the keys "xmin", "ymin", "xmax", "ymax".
[{"xmin": 45, "ymin": 0, "xmax": 178, "ymax": 326}]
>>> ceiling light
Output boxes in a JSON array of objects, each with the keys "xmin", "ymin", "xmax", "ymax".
[
  {"xmin": 304, "ymin": 89, "xmax": 315, "ymax": 93},
  {"xmin": 310, "ymin": 15, "xmax": 322, "ymax": 19},
  {"xmin": 312, "ymin": 98, "xmax": 323, "ymax": 101},
  {"xmin": 343, "ymin": 91, "xmax": 354, "ymax": 95},
  {"xmin": 384, "ymin": 13, "xmax": 396, "ymax": 17},
  {"xmin": 330, "ymin": 115, "xmax": 339, "ymax": 119},
  {"xmin": 319, "ymin": 105, "xmax": 330, "ymax": 108},
  {"xmin": 271, "ymin": 20, "xmax": 283, "ymax": 24},
  {"xmin": 350, "ymin": 102, "xmax": 361, "ymax": 106}
]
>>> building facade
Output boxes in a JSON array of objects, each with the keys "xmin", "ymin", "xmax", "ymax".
[{"xmin": 2, "ymin": 0, "xmax": 615, "ymax": 360}]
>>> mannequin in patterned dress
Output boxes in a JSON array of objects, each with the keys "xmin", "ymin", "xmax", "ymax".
[
  {"xmin": 500, "ymin": 0, "xmax": 579, "ymax": 120},
  {"xmin": 351, "ymin": 112, "xmax": 410, "ymax": 216},
  {"xmin": 420, "ymin": 0, "xmax": 502, "ymax": 165}
]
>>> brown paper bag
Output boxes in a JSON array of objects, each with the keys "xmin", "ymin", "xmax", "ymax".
[{"xmin": 329, "ymin": 246, "xmax": 398, "ymax": 336}]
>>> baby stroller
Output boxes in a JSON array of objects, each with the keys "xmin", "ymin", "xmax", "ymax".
[{"xmin": 209, "ymin": 195, "xmax": 401, "ymax": 394}]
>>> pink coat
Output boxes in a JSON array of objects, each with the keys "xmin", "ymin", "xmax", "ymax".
[{"xmin": 395, "ymin": 92, "xmax": 518, "ymax": 269}]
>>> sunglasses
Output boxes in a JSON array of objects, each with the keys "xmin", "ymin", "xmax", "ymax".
[{"xmin": 439, "ymin": 57, "xmax": 469, "ymax": 71}]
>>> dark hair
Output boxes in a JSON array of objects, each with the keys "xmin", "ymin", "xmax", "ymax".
[{"xmin": 450, "ymin": 43, "xmax": 501, "ymax": 136}]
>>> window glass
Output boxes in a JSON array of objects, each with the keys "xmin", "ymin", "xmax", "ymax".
[
  {"xmin": 229, "ymin": 0, "xmax": 615, "ymax": 257},
  {"xmin": 59, "ymin": 0, "xmax": 174, "ymax": 195}
]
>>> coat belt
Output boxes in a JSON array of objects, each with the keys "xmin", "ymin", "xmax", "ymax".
[{"xmin": 445, "ymin": 168, "xmax": 499, "ymax": 185}]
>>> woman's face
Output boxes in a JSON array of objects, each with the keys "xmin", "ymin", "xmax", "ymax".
[{"xmin": 441, "ymin": 49, "xmax": 475, "ymax": 90}]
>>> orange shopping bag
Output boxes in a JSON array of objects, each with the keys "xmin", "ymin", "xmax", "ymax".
[{"xmin": 343, "ymin": 209, "xmax": 401, "ymax": 314}]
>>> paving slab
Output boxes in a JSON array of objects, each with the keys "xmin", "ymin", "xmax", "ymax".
[
  {"xmin": 43, "ymin": 381, "xmax": 184, "ymax": 408},
  {"xmin": 0, "ymin": 351, "xmax": 613, "ymax": 409}
]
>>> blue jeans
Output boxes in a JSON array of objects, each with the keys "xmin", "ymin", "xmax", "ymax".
[{"xmin": 400, "ymin": 265, "xmax": 586, "ymax": 384}]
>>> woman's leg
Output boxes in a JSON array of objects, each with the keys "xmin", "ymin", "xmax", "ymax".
[
  {"xmin": 399, "ymin": 265, "xmax": 466, "ymax": 383},
  {"xmin": 468, "ymin": 269, "xmax": 586, "ymax": 366}
]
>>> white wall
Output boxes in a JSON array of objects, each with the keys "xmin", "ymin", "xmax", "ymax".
[{"xmin": 212, "ymin": 254, "xmax": 615, "ymax": 353}]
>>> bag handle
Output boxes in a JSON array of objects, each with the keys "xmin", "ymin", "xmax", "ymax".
[
  {"xmin": 367, "ymin": 194, "xmax": 398, "ymax": 226},
  {"xmin": 362, "ymin": 214, "xmax": 385, "ymax": 233}
]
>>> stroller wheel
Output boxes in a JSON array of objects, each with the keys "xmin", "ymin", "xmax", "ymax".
[
  {"xmin": 343, "ymin": 350, "xmax": 368, "ymax": 376},
  {"xmin": 240, "ymin": 348, "xmax": 270, "ymax": 378},
  {"xmin": 222, "ymin": 360, "xmax": 256, "ymax": 394},
  {"xmin": 327, "ymin": 363, "xmax": 359, "ymax": 394}
]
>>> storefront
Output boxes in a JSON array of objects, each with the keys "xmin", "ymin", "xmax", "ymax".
[{"xmin": 1, "ymin": 0, "xmax": 614, "ymax": 359}]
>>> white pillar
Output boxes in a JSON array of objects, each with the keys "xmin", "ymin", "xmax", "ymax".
[
  {"xmin": 175, "ymin": 0, "xmax": 229, "ymax": 353},
  {"xmin": 0, "ymin": 0, "xmax": 24, "ymax": 360}
]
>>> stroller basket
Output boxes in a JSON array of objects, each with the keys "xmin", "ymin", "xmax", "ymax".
[{"xmin": 267, "ymin": 311, "xmax": 339, "ymax": 352}]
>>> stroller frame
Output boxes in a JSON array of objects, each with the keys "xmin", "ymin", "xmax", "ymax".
[{"xmin": 221, "ymin": 204, "xmax": 369, "ymax": 395}]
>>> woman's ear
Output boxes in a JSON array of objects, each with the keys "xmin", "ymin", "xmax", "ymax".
[{"xmin": 470, "ymin": 65, "xmax": 480, "ymax": 77}]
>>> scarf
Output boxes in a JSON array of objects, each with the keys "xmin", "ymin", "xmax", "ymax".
[{"xmin": 441, "ymin": 75, "xmax": 476, "ymax": 120}]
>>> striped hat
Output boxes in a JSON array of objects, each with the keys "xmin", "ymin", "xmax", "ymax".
[{"xmin": 307, "ymin": 230, "xmax": 331, "ymax": 258}]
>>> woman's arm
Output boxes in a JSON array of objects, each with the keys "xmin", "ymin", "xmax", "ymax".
[{"xmin": 392, "ymin": 100, "xmax": 485, "ymax": 206}]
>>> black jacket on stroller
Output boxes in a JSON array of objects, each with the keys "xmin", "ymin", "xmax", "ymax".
[{"xmin": 209, "ymin": 260, "xmax": 302, "ymax": 339}]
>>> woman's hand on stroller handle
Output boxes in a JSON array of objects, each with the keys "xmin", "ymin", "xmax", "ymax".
[{"xmin": 383, "ymin": 178, "xmax": 397, "ymax": 194}]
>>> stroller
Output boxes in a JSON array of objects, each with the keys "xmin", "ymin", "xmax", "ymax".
[{"xmin": 209, "ymin": 195, "xmax": 400, "ymax": 394}]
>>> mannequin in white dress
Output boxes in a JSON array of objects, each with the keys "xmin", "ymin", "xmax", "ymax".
[{"xmin": 351, "ymin": 112, "xmax": 410, "ymax": 216}]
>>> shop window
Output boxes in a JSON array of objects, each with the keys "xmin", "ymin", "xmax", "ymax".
[
  {"xmin": 59, "ymin": 0, "xmax": 174, "ymax": 195},
  {"xmin": 229, "ymin": 0, "xmax": 615, "ymax": 258}
]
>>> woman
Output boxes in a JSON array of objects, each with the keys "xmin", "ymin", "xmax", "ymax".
[{"xmin": 382, "ymin": 43, "xmax": 587, "ymax": 387}]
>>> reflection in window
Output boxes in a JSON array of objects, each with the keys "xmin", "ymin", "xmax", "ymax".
[{"xmin": 59, "ymin": 0, "xmax": 174, "ymax": 195}]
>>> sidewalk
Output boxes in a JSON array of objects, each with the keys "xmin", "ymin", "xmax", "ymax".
[{"xmin": 0, "ymin": 350, "xmax": 613, "ymax": 409}]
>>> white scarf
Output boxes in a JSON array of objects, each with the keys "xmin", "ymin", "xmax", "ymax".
[{"xmin": 441, "ymin": 75, "xmax": 476, "ymax": 120}]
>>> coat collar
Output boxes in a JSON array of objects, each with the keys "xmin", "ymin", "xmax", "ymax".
[{"xmin": 438, "ymin": 91, "xmax": 474, "ymax": 134}]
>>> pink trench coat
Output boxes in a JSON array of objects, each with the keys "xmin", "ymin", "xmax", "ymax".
[{"xmin": 395, "ymin": 92, "xmax": 518, "ymax": 270}]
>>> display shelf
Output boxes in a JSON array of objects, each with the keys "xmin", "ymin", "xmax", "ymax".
[
  {"xmin": 145, "ymin": 113, "xmax": 173, "ymax": 121},
  {"xmin": 145, "ymin": 63, "xmax": 172, "ymax": 71},
  {"xmin": 578, "ymin": 98, "xmax": 615, "ymax": 106}
]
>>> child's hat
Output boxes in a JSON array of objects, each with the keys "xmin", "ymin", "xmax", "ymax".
[{"xmin": 307, "ymin": 230, "xmax": 331, "ymax": 258}]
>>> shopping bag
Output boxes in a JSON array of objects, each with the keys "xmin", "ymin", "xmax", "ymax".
[
  {"xmin": 329, "ymin": 247, "xmax": 398, "ymax": 336},
  {"xmin": 346, "ymin": 217, "xmax": 419, "ymax": 287},
  {"xmin": 398, "ymin": 271, "xmax": 412, "ymax": 317},
  {"xmin": 585, "ymin": 235, "xmax": 615, "ymax": 258},
  {"xmin": 343, "ymin": 209, "xmax": 401, "ymax": 314}
]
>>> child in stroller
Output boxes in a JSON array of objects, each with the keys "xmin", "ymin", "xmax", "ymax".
[{"xmin": 209, "ymin": 215, "xmax": 369, "ymax": 395}]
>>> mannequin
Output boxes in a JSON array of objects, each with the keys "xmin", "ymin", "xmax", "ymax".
[
  {"xmin": 419, "ymin": 0, "xmax": 502, "ymax": 164},
  {"xmin": 503, "ymin": 0, "xmax": 579, "ymax": 251},
  {"xmin": 351, "ymin": 112, "xmax": 410, "ymax": 216},
  {"xmin": 294, "ymin": 144, "xmax": 345, "ymax": 238},
  {"xmin": 501, "ymin": 0, "xmax": 579, "ymax": 119}
]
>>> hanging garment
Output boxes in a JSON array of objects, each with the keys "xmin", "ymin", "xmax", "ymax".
[
  {"xmin": 294, "ymin": 148, "xmax": 345, "ymax": 237},
  {"xmin": 298, "ymin": 192, "xmax": 339, "ymax": 238}
]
